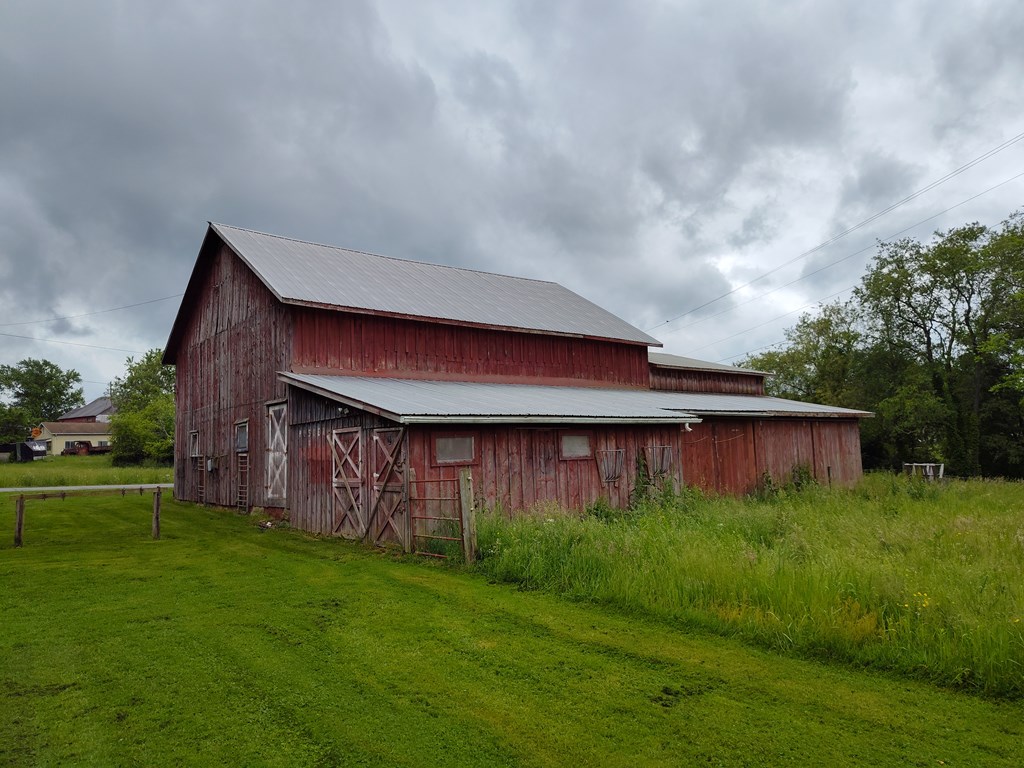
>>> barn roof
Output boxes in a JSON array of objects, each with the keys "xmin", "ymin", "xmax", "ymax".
[
  {"xmin": 194, "ymin": 222, "xmax": 660, "ymax": 346},
  {"xmin": 58, "ymin": 396, "xmax": 114, "ymax": 420},
  {"xmin": 279, "ymin": 373, "xmax": 871, "ymax": 423},
  {"xmin": 280, "ymin": 373, "xmax": 700, "ymax": 424},
  {"xmin": 648, "ymin": 352, "xmax": 770, "ymax": 377}
]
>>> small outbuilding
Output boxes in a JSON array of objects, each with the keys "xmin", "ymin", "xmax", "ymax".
[{"xmin": 164, "ymin": 223, "xmax": 870, "ymax": 548}]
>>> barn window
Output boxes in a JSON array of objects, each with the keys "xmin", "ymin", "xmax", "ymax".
[
  {"xmin": 433, "ymin": 434, "xmax": 477, "ymax": 465},
  {"xmin": 559, "ymin": 433, "xmax": 592, "ymax": 460},
  {"xmin": 189, "ymin": 430, "xmax": 200, "ymax": 458},
  {"xmin": 235, "ymin": 421, "xmax": 249, "ymax": 453}
]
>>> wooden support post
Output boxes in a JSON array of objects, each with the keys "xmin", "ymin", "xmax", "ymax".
[
  {"xmin": 152, "ymin": 488, "xmax": 161, "ymax": 540},
  {"xmin": 15, "ymin": 495, "xmax": 25, "ymax": 548},
  {"xmin": 459, "ymin": 468, "xmax": 477, "ymax": 565}
]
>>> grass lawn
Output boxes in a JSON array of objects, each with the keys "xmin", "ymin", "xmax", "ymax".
[
  {"xmin": 0, "ymin": 455, "xmax": 172, "ymax": 488},
  {"xmin": 2, "ymin": 493, "xmax": 1023, "ymax": 766}
]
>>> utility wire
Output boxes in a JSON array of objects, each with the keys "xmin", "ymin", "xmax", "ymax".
[
  {"xmin": 647, "ymin": 130, "xmax": 1024, "ymax": 333},
  {"xmin": 0, "ymin": 293, "xmax": 183, "ymax": 328},
  {"xmin": 665, "ymin": 168, "xmax": 1024, "ymax": 343},
  {"xmin": 688, "ymin": 170, "xmax": 1024, "ymax": 363},
  {"xmin": 0, "ymin": 331, "xmax": 144, "ymax": 354}
]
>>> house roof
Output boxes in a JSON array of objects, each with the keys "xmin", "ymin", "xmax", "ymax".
[
  {"xmin": 38, "ymin": 422, "xmax": 112, "ymax": 436},
  {"xmin": 648, "ymin": 352, "xmax": 770, "ymax": 377},
  {"xmin": 279, "ymin": 373, "xmax": 871, "ymax": 424},
  {"xmin": 166, "ymin": 223, "xmax": 661, "ymax": 356},
  {"xmin": 59, "ymin": 396, "xmax": 114, "ymax": 420},
  {"xmin": 280, "ymin": 373, "xmax": 701, "ymax": 425}
]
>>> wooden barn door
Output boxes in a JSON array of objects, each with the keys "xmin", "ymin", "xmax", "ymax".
[
  {"xmin": 266, "ymin": 403, "xmax": 288, "ymax": 504},
  {"xmin": 330, "ymin": 428, "xmax": 366, "ymax": 538},
  {"xmin": 368, "ymin": 427, "xmax": 409, "ymax": 550}
]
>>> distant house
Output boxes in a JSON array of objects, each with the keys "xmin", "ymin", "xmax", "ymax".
[
  {"xmin": 59, "ymin": 396, "xmax": 115, "ymax": 423},
  {"xmin": 163, "ymin": 223, "xmax": 870, "ymax": 549},
  {"xmin": 36, "ymin": 421, "xmax": 113, "ymax": 455}
]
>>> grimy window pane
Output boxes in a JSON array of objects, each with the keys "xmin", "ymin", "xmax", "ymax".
[
  {"xmin": 561, "ymin": 434, "xmax": 591, "ymax": 458},
  {"xmin": 436, "ymin": 436, "xmax": 474, "ymax": 463}
]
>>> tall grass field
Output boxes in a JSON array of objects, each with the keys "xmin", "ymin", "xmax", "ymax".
[
  {"xmin": 476, "ymin": 474, "xmax": 1024, "ymax": 697},
  {"xmin": 0, "ymin": 454, "xmax": 172, "ymax": 488}
]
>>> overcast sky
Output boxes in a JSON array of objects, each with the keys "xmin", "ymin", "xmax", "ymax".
[{"xmin": 2, "ymin": 0, "xmax": 1023, "ymax": 402}]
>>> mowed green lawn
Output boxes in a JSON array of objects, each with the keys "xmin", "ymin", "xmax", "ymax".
[{"xmin": 1, "ymin": 494, "xmax": 1022, "ymax": 767}]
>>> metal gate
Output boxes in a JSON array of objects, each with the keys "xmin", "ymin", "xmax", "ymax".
[{"xmin": 330, "ymin": 427, "xmax": 366, "ymax": 538}]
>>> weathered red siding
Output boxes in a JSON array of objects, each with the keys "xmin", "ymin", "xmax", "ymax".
[
  {"xmin": 650, "ymin": 366, "xmax": 766, "ymax": 394},
  {"xmin": 682, "ymin": 417, "xmax": 863, "ymax": 495},
  {"xmin": 408, "ymin": 424, "xmax": 685, "ymax": 513},
  {"xmin": 173, "ymin": 243, "xmax": 293, "ymax": 508},
  {"xmin": 292, "ymin": 307, "xmax": 650, "ymax": 387}
]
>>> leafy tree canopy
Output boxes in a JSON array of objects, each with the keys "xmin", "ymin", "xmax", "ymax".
[
  {"xmin": 109, "ymin": 349, "xmax": 175, "ymax": 466},
  {"xmin": 743, "ymin": 212, "xmax": 1024, "ymax": 477},
  {"xmin": 0, "ymin": 358, "xmax": 84, "ymax": 427}
]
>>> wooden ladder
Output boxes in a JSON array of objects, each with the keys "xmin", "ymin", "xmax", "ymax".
[{"xmin": 236, "ymin": 453, "xmax": 249, "ymax": 513}]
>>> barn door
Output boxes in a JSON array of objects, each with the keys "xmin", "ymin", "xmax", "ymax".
[
  {"xmin": 330, "ymin": 428, "xmax": 366, "ymax": 538},
  {"xmin": 266, "ymin": 403, "xmax": 288, "ymax": 503},
  {"xmin": 367, "ymin": 427, "xmax": 408, "ymax": 550}
]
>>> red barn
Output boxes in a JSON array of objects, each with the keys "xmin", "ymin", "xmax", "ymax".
[{"xmin": 163, "ymin": 223, "xmax": 869, "ymax": 548}]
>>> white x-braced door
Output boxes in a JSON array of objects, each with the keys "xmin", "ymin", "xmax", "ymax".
[{"xmin": 266, "ymin": 403, "xmax": 287, "ymax": 503}]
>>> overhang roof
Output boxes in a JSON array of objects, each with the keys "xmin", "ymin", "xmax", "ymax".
[
  {"xmin": 280, "ymin": 374, "xmax": 701, "ymax": 425},
  {"xmin": 651, "ymin": 392, "xmax": 872, "ymax": 418},
  {"xmin": 648, "ymin": 351, "xmax": 770, "ymax": 377},
  {"xmin": 279, "ymin": 373, "xmax": 871, "ymax": 424}
]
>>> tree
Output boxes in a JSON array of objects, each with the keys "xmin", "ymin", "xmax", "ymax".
[
  {"xmin": 741, "ymin": 300, "xmax": 864, "ymax": 407},
  {"xmin": 0, "ymin": 358, "xmax": 83, "ymax": 425},
  {"xmin": 109, "ymin": 349, "xmax": 176, "ymax": 414},
  {"xmin": 109, "ymin": 350, "xmax": 175, "ymax": 466},
  {"xmin": 0, "ymin": 403, "xmax": 30, "ymax": 445}
]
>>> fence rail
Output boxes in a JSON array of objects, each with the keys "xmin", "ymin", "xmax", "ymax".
[{"xmin": 10, "ymin": 485, "xmax": 167, "ymax": 547}]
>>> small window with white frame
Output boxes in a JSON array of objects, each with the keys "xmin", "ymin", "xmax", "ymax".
[
  {"xmin": 235, "ymin": 421, "xmax": 249, "ymax": 453},
  {"xmin": 189, "ymin": 430, "xmax": 200, "ymax": 458}
]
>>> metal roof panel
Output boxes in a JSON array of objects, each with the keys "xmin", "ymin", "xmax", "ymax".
[{"xmin": 213, "ymin": 223, "xmax": 660, "ymax": 345}]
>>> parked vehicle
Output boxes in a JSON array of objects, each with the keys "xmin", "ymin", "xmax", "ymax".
[{"xmin": 60, "ymin": 440, "xmax": 113, "ymax": 456}]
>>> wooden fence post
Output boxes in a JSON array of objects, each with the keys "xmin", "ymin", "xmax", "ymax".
[
  {"xmin": 15, "ymin": 495, "xmax": 25, "ymax": 548},
  {"xmin": 459, "ymin": 468, "xmax": 477, "ymax": 564},
  {"xmin": 152, "ymin": 488, "xmax": 161, "ymax": 540}
]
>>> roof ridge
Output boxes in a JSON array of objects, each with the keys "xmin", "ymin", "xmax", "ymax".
[{"xmin": 209, "ymin": 222, "xmax": 564, "ymax": 289}]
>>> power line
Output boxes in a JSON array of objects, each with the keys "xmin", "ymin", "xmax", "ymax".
[
  {"xmin": 689, "ymin": 172, "xmax": 1024, "ymax": 364},
  {"xmin": 0, "ymin": 294, "xmax": 183, "ymax": 328},
  {"xmin": 663, "ymin": 168, "xmax": 1024, "ymax": 341},
  {"xmin": 647, "ymin": 129, "xmax": 1024, "ymax": 333},
  {"xmin": 0, "ymin": 331, "xmax": 144, "ymax": 354},
  {"xmin": 684, "ymin": 286, "xmax": 855, "ymax": 355}
]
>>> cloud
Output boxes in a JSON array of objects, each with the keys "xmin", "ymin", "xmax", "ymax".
[{"xmin": 2, "ymin": 0, "xmax": 1024, "ymax": 394}]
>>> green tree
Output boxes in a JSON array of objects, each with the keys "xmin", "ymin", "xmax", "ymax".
[
  {"xmin": 0, "ymin": 358, "xmax": 84, "ymax": 424},
  {"xmin": 742, "ymin": 300, "xmax": 864, "ymax": 406},
  {"xmin": 0, "ymin": 403, "xmax": 31, "ymax": 444},
  {"xmin": 109, "ymin": 349, "xmax": 175, "ymax": 466}
]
